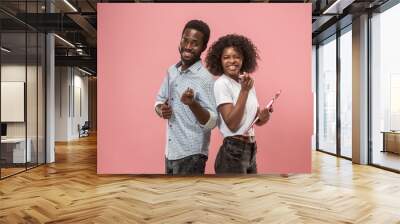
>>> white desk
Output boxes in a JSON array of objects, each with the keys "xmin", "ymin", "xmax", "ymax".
[{"xmin": 1, "ymin": 138, "xmax": 32, "ymax": 163}]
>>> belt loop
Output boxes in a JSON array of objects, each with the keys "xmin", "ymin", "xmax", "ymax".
[{"xmin": 250, "ymin": 136, "xmax": 255, "ymax": 143}]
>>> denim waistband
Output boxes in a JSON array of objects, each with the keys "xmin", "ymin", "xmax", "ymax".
[{"xmin": 224, "ymin": 136, "xmax": 256, "ymax": 148}]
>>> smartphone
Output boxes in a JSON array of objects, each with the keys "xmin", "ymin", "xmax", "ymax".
[
  {"xmin": 265, "ymin": 90, "xmax": 282, "ymax": 109},
  {"xmin": 244, "ymin": 90, "xmax": 282, "ymax": 133}
]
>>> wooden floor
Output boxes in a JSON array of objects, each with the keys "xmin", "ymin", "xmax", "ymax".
[
  {"xmin": 373, "ymin": 151, "xmax": 400, "ymax": 171},
  {"xmin": 1, "ymin": 134, "xmax": 400, "ymax": 224},
  {"xmin": 1, "ymin": 167, "xmax": 26, "ymax": 178}
]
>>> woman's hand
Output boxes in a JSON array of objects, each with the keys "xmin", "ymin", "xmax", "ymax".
[
  {"xmin": 258, "ymin": 106, "xmax": 273, "ymax": 124},
  {"xmin": 240, "ymin": 73, "xmax": 253, "ymax": 92}
]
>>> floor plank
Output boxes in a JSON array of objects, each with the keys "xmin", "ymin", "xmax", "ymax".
[{"xmin": 1, "ymin": 134, "xmax": 400, "ymax": 223}]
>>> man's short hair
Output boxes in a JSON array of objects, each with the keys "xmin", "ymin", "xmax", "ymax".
[{"xmin": 182, "ymin": 20, "xmax": 210, "ymax": 48}]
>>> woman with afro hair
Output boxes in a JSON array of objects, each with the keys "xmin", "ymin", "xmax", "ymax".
[{"xmin": 206, "ymin": 34, "xmax": 273, "ymax": 174}]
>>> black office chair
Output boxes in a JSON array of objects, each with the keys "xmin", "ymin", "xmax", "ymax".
[{"xmin": 79, "ymin": 121, "xmax": 90, "ymax": 138}]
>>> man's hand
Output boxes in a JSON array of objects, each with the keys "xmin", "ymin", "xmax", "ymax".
[
  {"xmin": 181, "ymin": 88, "xmax": 195, "ymax": 106},
  {"xmin": 156, "ymin": 102, "xmax": 172, "ymax": 119}
]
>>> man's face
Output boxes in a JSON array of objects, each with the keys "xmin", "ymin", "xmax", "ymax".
[{"xmin": 179, "ymin": 28, "xmax": 205, "ymax": 66}]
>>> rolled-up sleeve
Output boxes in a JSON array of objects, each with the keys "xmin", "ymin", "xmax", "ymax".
[
  {"xmin": 154, "ymin": 71, "xmax": 169, "ymax": 109},
  {"xmin": 199, "ymin": 109, "xmax": 217, "ymax": 130}
]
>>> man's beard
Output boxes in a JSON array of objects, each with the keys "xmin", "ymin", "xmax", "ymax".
[
  {"xmin": 180, "ymin": 54, "xmax": 200, "ymax": 66},
  {"xmin": 179, "ymin": 48, "xmax": 200, "ymax": 66}
]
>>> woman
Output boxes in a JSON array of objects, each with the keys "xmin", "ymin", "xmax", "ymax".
[{"xmin": 205, "ymin": 34, "xmax": 272, "ymax": 174}]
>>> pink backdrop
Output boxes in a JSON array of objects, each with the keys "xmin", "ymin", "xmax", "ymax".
[{"xmin": 98, "ymin": 3, "xmax": 312, "ymax": 174}]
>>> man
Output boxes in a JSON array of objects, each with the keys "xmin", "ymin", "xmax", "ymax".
[{"xmin": 154, "ymin": 20, "xmax": 217, "ymax": 175}]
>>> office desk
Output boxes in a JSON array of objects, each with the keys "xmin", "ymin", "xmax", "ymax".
[
  {"xmin": 1, "ymin": 138, "xmax": 32, "ymax": 164},
  {"xmin": 381, "ymin": 131, "xmax": 400, "ymax": 154}
]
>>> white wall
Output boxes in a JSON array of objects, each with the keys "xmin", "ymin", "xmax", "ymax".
[
  {"xmin": 1, "ymin": 65, "xmax": 41, "ymax": 137},
  {"xmin": 72, "ymin": 73, "xmax": 89, "ymax": 138},
  {"xmin": 55, "ymin": 66, "xmax": 70, "ymax": 141},
  {"xmin": 55, "ymin": 67, "xmax": 89, "ymax": 141},
  {"xmin": 1, "ymin": 65, "xmax": 26, "ymax": 134}
]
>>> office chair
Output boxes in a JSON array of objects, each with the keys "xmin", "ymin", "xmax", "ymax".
[{"xmin": 79, "ymin": 121, "xmax": 90, "ymax": 138}]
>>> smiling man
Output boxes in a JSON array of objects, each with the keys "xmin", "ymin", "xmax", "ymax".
[{"xmin": 154, "ymin": 20, "xmax": 217, "ymax": 175}]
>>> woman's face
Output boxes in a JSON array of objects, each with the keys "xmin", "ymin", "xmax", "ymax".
[{"xmin": 221, "ymin": 46, "xmax": 243, "ymax": 78}]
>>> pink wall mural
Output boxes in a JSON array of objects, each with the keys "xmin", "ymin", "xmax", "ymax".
[{"xmin": 97, "ymin": 3, "xmax": 312, "ymax": 174}]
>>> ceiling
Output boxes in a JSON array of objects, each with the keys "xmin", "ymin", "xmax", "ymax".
[{"xmin": 0, "ymin": 0, "xmax": 393, "ymax": 75}]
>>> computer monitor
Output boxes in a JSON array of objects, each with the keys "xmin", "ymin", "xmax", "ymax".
[{"xmin": 1, "ymin": 123, "xmax": 7, "ymax": 137}]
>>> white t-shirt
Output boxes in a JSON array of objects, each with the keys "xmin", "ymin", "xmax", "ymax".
[{"xmin": 214, "ymin": 74, "xmax": 259, "ymax": 137}]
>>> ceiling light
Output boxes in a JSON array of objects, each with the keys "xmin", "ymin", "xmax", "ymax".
[
  {"xmin": 1, "ymin": 47, "xmax": 11, "ymax": 53},
  {"xmin": 63, "ymin": 0, "xmax": 78, "ymax": 12},
  {"xmin": 54, "ymin": 34, "xmax": 75, "ymax": 48},
  {"xmin": 78, "ymin": 67, "xmax": 93, "ymax": 76},
  {"xmin": 322, "ymin": 0, "xmax": 354, "ymax": 15}
]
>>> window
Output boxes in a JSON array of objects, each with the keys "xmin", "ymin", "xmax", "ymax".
[
  {"xmin": 317, "ymin": 35, "xmax": 337, "ymax": 154},
  {"xmin": 371, "ymin": 2, "xmax": 400, "ymax": 171},
  {"xmin": 0, "ymin": 1, "xmax": 46, "ymax": 179},
  {"xmin": 339, "ymin": 27, "xmax": 352, "ymax": 158}
]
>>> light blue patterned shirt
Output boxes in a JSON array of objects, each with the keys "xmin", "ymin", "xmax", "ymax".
[{"xmin": 155, "ymin": 60, "xmax": 217, "ymax": 160}]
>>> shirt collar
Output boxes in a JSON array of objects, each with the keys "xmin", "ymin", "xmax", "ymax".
[
  {"xmin": 175, "ymin": 59, "xmax": 202, "ymax": 74},
  {"xmin": 223, "ymin": 74, "xmax": 241, "ymax": 85}
]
